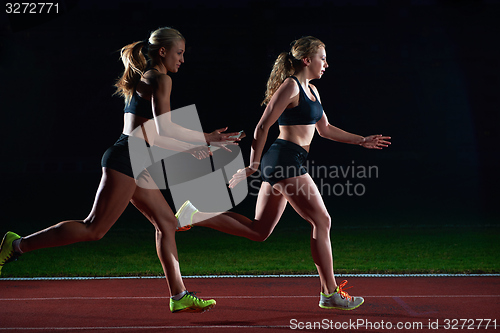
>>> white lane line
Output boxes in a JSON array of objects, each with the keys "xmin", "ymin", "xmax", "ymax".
[{"xmin": 2, "ymin": 273, "xmax": 500, "ymax": 281}]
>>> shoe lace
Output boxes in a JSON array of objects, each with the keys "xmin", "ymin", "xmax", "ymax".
[
  {"xmin": 1, "ymin": 249, "xmax": 14, "ymax": 266},
  {"xmin": 186, "ymin": 291, "xmax": 200, "ymax": 299},
  {"xmin": 336, "ymin": 280, "xmax": 354, "ymax": 301},
  {"xmin": 176, "ymin": 225, "xmax": 192, "ymax": 232}
]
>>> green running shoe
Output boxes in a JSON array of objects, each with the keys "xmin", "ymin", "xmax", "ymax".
[
  {"xmin": 170, "ymin": 292, "xmax": 216, "ymax": 313},
  {"xmin": 319, "ymin": 280, "xmax": 364, "ymax": 310},
  {"xmin": 0, "ymin": 232, "xmax": 21, "ymax": 275}
]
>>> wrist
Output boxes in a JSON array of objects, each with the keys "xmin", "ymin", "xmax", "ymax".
[
  {"xmin": 358, "ymin": 136, "xmax": 366, "ymax": 146},
  {"xmin": 184, "ymin": 143, "xmax": 196, "ymax": 153},
  {"xmin": 248, "ymin": 162, "xmax": 260, "ymax": 171}
]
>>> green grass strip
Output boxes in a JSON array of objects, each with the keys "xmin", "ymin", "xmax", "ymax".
[{"xmin": 2, "ymin": 225, "xmax": 498, "ymax": 278}]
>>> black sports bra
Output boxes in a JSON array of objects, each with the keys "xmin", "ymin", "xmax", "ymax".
[
  {"xmin": 278, "ymin": 76, "xmax": 324, "ymax": 126},
  {"xmin": 123, "ymin": 68, "xmax": 159, "ymax": 119},
  {"xmin": 124, "ymin": 92, "xmax": 154, "ymax": 119}
]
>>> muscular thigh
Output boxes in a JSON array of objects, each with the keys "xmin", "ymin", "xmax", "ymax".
[
  {"xmin": 273, "ymin": 174, "xmax": 330, "ymax": 226},
  {"xmin": 131, "ymin": 185, "xmax": 177, "ymax": 231},
  {"xmin": 85, "ymin": 168, "xmax": 137, "ymax": 237}
]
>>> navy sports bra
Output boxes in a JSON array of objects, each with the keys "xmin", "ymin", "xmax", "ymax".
[
  {"xmin": 278, "ymin": 76, "xmax": 324, "ymax": 126},
  {"xmin": 124, "ymin": 92, "xmax": 154, "ymax": 119}
]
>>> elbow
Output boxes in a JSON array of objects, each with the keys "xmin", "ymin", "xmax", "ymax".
[
  {"xmin": 155, "ymin": 116, "xmax": 175, "ymax": 138},
  {"xmin": 157, "ymin": 128, "xmax": 167, "ymax": 138},
  {"xmin": 315, "ymin": 122, "xmax": 328, "ymax": 139},
  {"xmin": 317, "ymin": 128, "xmax": 327, "ymax": 139},
  {"xmin": 157, "ymin": 125, "xmax": 173, "ymax": 138},
  {"xmin": 254, "ymin": 123, "xmax": 269, "ymax": 137}
]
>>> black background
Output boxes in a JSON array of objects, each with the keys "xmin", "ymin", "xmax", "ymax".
[{"xmin": 1, "ymin": 0, "xmax": 499, "ymax": 229}]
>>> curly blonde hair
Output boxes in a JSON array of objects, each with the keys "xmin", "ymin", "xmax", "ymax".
[{"xmin": 262, "ymin": 36, "xmax": 325, "ymax": 106}]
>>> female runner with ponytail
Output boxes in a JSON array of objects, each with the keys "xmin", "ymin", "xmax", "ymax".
[
  {"xmin": 0, "ymin": 27, "xmax": 238, "ymax": 313},
  {"xmin": 175, "ymin": 36, "xmax": 391, "ymax": 310}
]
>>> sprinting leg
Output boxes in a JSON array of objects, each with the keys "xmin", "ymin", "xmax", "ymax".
[
  {"xmin": 274, "ymin": 174, "xmax": 364, "ymax": 309},
  {"xmin": 18, "ymin": 168, "xmax": 137, "ymax": 253},
  {"xmin": 131, "ymin": 171, "xmax": 216, "ymax": 313},
  {"xmin": 130, "ymin": 185, "xmax": 186, "ymax": 296},
  {"xmin": 193, "ymin": 182, "xmax": 288, "ymax": 241},
  {"xmin": 273, "ymin": 174, "xmax": 337, "ymax": 295}
]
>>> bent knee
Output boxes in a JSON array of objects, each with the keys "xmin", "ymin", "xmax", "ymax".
[
  {"xmin": 84, "ymin": 229, "xmax": 107, "ymax": 242},
  {"xmin": 82, "ymin": 220, "xmax": 109, "ymax": 242},
  {"xmin": 251, "ymin": 232, "xmax": 272, "ymax": 242},
  {"xmin": 88, "ymin": 230, "xmax": 106, "ymax": 242},
  {"xmin": 311, "ymin": 214, "xmax": 332, "ymax": 231}
]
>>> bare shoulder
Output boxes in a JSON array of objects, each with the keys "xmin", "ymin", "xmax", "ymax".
[
  {"xmin": 156, "ymin": 73, "xmax": 173, "ymax": 91},
  {"xmin": 142, "ymin": 70, "xmax": 171, "ymax": 86},
  {"xmin": 155, "ymin": 72, "xmax": 172, "ymax": 84},
  {"xmin": 140, "ymin": 71, "xmax": 172, "ymax": 95},
  {"xmin": 267, "ymin": 77, "xmax": 300, "ymax": 111},
  {"xmin": 277, "ymin": 77, "xmax": 300, "ymax": 98}
]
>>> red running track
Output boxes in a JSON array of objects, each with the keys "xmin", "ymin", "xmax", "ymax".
[{"xmin": 1, "ymin": 277, "xmax": 499, "ymax": 332}]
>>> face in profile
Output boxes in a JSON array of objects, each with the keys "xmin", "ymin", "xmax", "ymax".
[
  {"xmin": 163, "ymin": 40, "xmax": 185, "ymax": 73},
  {"xmin": 308, "ymin": 46, "xmax": 328, "ymax": 79}
]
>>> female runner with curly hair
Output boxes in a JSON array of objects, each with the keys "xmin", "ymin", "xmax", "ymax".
[{"xmin": 176, "ymin": 36, "xmax": 391, "ymax": 310}]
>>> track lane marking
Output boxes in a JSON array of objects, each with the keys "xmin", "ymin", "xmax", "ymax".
[{"xmin": 2, "ymin": 273, "xmax": 499, "ymax": 281}]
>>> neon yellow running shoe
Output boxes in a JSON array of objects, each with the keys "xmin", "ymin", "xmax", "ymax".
[
  {"xmin": 0, "ymin": 232, "xmax": 21, "ymax": 276},
  {"xmin": 170, "ymin": 291, "xmax": 216, "ymax": 313},
  {"xmin": 175, "ymin": 200, "xmax": 198, "ymax": 232},
  {"xmin": 319, "ymin": 280, "xmax": 364, "ymax": 310}
]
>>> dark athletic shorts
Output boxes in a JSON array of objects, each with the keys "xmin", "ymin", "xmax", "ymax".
[
  {"xmin": 101, "ymin": 133, "xmax": 195, "ymax": 187},
  {"xmin": 260, "ymin": 139, "xmax": 308, "ymax": 186},
  {"xmin": 101, "ymin": 134, "xmax": 134, "ymax": 178}
]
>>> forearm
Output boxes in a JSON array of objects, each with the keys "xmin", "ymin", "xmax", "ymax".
[
  {"xmin": 321, "ymin": 124, "xmax": 365, "ymax": 145},
  {"xmin": 152, "ymin": 135, "xmax": 201, "ymax": 153},
  {"xmin": 249, "ymin": 125, "xmax": 269, "ymax": 170},
  {"xmin": 158, "ymin": 120, "xmax": 207, "ymax": 143}
]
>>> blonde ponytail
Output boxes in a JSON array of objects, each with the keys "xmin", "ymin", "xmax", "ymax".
[
  {"xmin": 114, "ymin": 27, "xmax": 185, "ymax": 106},
  {"xmin": 262, "ymin": 36, "xmax": 325, "ymax": 106},
  {"xmin": 114, "ymin": 41, "xmax": 148, "ymax": 106}
]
